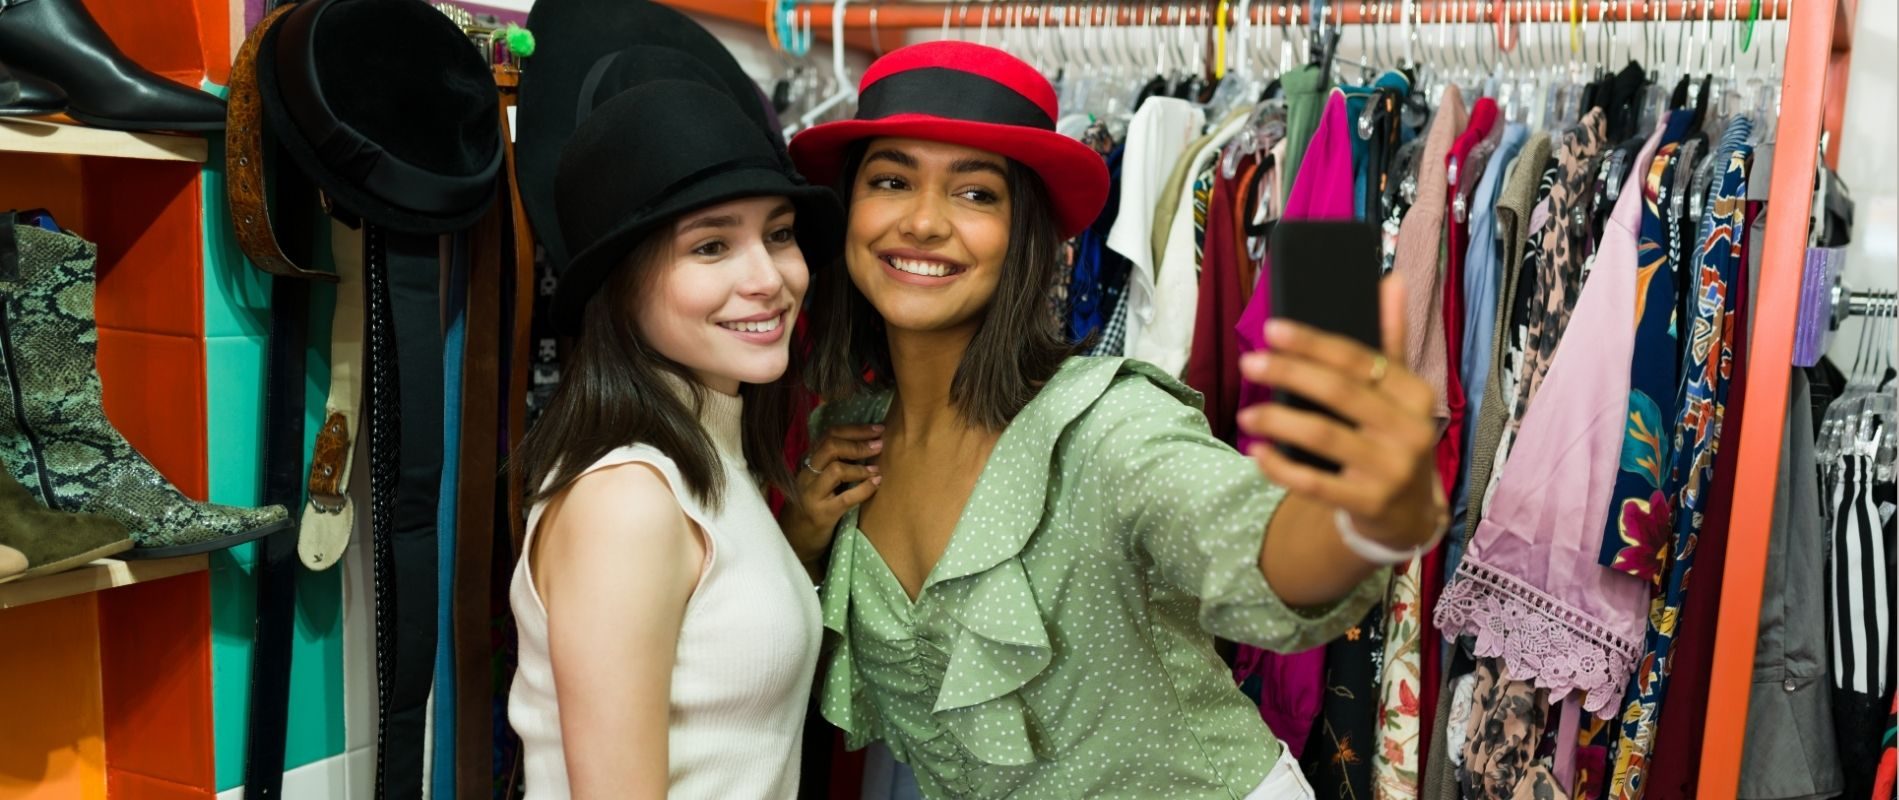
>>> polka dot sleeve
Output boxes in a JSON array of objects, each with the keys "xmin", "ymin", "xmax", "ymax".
[{"xmin": 1080, "ymin": 372, "xmax": 1387, "ymax": 653}]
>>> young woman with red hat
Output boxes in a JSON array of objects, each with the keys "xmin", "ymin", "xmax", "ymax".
[
  {"xmin": 779, "ymin": 41, "xmax": 1448, "ymax": 798},
  {"xmin": 506, "ymin": 76, "xmax": 858, "ymax": 798}
]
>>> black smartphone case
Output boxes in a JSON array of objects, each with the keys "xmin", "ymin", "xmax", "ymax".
[{"xmin": 1267, "ymin": 220, "xmax": 1385, "ymax": 472}]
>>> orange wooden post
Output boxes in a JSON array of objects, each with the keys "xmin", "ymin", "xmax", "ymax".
[{"xmin": 1697, "ymin": 0, "xmax": 1852, "ymax": 796}]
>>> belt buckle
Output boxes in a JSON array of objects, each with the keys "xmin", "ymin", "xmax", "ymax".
[{"xmin": 306, "ymin": 411, "xmax": 353, "ymax": 513}]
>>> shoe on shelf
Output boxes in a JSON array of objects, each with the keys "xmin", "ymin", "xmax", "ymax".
[
  {"xmin": 0, "ymin": 0, "xmax": 224, "ymax": 131},
  {"xmin": 0, "ymin": 461, "xmax": 131, "ymax": 585},
  {"xmin": 0, "ymin": 222, "xmax": 288, "ymax": 558}
]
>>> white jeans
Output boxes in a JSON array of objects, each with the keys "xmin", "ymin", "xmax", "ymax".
[{"xmin": 1243, "ymin": 748, "xmax": 1316, "ymax": 800}]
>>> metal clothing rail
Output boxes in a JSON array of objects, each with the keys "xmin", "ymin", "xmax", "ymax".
[
  {"xmin": 765, "ymin": 0, "xmax": 1768, "ymax": 28},
  {"xmin": 655, "ymin": 0, "xmax": 1863, "ymax": 795},
  {"xmin": 660, "ymin": 0, "xmax": 1838, "ymax": 57}
]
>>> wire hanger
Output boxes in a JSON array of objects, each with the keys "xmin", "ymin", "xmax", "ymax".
[{"xmin": 791, "ymin": 0, "xmax": 857, "ymax": 136}]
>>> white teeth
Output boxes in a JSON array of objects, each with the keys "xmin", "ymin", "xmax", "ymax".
[
  {"xmin": 888, "ymin": 257, "xmax": 957, "ymax": 278},
  {"xmin": 719, "ymin": 315, "xmax": 781, "ymax": 334}
]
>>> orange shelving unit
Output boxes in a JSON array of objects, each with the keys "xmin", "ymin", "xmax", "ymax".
[{"xmin": 0, "ymin": 0, "xmax": 226, "ymax": 797}]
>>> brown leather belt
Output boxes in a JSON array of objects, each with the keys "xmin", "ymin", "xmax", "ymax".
[
  {"xmin": 502, "ymin": 70, "xmax": 535, "ymax": 560},
  {"xmin": 450, "ymin": 64, "xmax": 519, "ymax": 799},
  {"xmin": 225, "ymin": 2, "xmax": 339, "ymax": 284}
]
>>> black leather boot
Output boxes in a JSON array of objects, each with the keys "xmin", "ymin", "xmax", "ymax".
[
  {"xmin": 0, "ymin": 0, "xmax": 225, "ymax": 131},
  {"xmin": 0, "ymin": 61, "xmax": 64, "ymax": 117}
]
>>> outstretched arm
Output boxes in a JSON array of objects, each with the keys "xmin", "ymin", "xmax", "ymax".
[{"xmin": 1243, "ymin": 274, "xmax": 1448, "ymax": 607}]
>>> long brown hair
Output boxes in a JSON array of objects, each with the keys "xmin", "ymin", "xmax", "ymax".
[
  {"xmin": 513, "ymin": 229, "xmax": 796, "ymax": 511},
  {"xmin": 804, "ymin": 141, "xmax": 1074, "ymax": 429}
]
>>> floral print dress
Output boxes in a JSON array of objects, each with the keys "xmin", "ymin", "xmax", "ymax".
[{"xmin": 1606, "ymin": 116, "xmax": 1755, "ymax": 800}]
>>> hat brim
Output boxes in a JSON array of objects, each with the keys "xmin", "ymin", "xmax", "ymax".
[
  {"xmin": 518, "ymin": 0, "xmax": 780, "ymax": 272},
  {"xmin": 554, "ymin": 169, "xmax": 843, "ymax": 332},
  {"xmin": 255, "ymin": 16, "xmax": 494, "ymax": 235},
  {"xmin": 790, "ymin": 114, "xmax": 1109, "ymax": 239}
]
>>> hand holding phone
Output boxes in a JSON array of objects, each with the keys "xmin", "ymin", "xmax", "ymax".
[{"xmin": 1236, "ymin": 221, "xmax": 1447, "ymax": 559}]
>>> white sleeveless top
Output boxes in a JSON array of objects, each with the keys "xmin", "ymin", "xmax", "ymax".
[{"xmin": 507, "ymin": 386, "xmax": 821, "ymax": 798}]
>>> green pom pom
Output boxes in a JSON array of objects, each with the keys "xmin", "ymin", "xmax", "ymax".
[{"xmin": 505, "ymin": 24, "xmax": 536, "ymax": 58}]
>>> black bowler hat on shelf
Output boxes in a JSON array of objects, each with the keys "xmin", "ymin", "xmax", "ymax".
[
  {"xmin": 789, "ymin": 40, "xmax": 1110, "ymax": 239},
  {"xmin": 551, "ymin": 79, "xmax": 841, "ymax": 334},
  {"xmin": 517, "ymin": 0, "xmax": 787, "ymax": 273},
  {"xmin": 254, "ymin": 0, "xmax": 502, "ymax": 234}
]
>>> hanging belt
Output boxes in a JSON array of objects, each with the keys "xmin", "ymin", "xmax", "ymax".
[
  {"xmin": 241, "ymin": 240, "xmax": 309, "ymax": 800},
  {"xmin": 364, "ymin": 222, "xmax": 401, "ymax": 800},
  {"xmin": 227, "ymin": 8, "xmax": 319, "ymax": 794},
  {"xmin": 376, "ymin": 228, "xmax": 447, "ymax": 800},
  {"xmin": 301, "ymin": 221, "xmax": 365, "ymax": 570},
  {"xmin": 453, "ymin": 129, "xmax": 508, "ymax": 798}
]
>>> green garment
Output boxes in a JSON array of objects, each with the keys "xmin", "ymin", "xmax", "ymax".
[
  {"xmin": 814, "ymin": 357, "xmax": 1388, "ymax": 799},
  {"xmin": 1279, "ymin": 64, "xmax": 1331, "ymax": 201}
]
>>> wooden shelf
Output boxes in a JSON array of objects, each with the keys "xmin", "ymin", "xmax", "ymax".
[
  {"xmin": 0, "ymin": 117, "xmax": 207, "ymax": 163},
  {"xmin": 0, "ymin": 554, "xmax": 209, "ymax": 611}
]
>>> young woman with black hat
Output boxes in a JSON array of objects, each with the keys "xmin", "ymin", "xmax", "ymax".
[
  {"xmin": 781, "ymin": 41, "xmax": 1449, "ymax": 799},
  {"xmin": 505, "ymin": 78, "xmax": 860, "ymax": 798}
]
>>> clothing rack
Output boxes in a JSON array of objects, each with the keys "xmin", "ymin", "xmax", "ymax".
[
  {"xmin": 1846, "ymin": 289, "xmax": 1898, "ymax": 319},
  {"xmin": 654, "ymin": 0, "xmax": 1863, "ymax": 795},
  {"xmin": 702, "ymin": 0, "xmax": 1777, "ymax": 27}
]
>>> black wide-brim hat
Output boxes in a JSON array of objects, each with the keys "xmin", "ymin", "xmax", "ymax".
[
  {"xmin": 553, "ymin": 80, "xmax": 841, "ymax": 333},
  {"xmin": 257, "ymin": 0, "xmax": 502, "ymax": 234},
  {"xmin": 789, "ymin": 41, "xmax": 1109, "ymax": 239},
  {"xmin": 518, "ymin": 0, "xmax": 784, "ymax": 272}
]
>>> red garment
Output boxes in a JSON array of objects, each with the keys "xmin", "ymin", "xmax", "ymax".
[
  {"xmin": 1422, "ymin": 97, "xmax": 1501, "ymax": 771},
  {"xmin": 1644, "ymin": 200, "xmax": 1761, "ymax": 799},
  {"xmin": 1875, "ymin": 693, "xmax": 1897, "ymax": 800},
  {"xmin": 1185, "ymin": 156, "xmax": 1254, "ymax": 443},
  {"xmin": 773, "ymin": 322, "xmax": 824, "ymax": 514},
  {"xmin": 827, "ymin": 729, "xmax": 866, "ymax": 799}
]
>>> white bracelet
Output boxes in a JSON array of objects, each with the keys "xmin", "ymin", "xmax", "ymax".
[{"xmin": 1334, "ymin": 508, "xmax": 1447, "ymax": 566}]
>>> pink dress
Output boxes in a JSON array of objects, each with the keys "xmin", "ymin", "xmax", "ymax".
[{"xmin": 1433, "ymin": 118, "xmax": 1670, "ymax": 719}]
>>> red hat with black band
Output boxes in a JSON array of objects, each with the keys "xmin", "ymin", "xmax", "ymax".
[{"xmin": 788, "ymin": 41, "xmax": 1110, "ymax": 239}]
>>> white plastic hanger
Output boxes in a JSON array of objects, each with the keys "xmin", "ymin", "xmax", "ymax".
[{"xmin": 790, "ymin": 0, "xmax": 856, "ymax": 137}]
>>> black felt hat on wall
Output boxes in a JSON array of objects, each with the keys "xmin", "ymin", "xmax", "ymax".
[
  {"xmin": 551, "ymin": 79, "xmax": 840, "ymax": 334},
  {"xmin": 516, "ymin": 0, "xmax": 786, "ymax": 272},
  {"xmin": 257, "ymin": 0, "xmax": 502, "ymax": 233}
]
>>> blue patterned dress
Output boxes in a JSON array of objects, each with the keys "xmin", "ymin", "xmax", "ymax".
[{"xmin": 1607, "ymin": 115, "xmax": 1754, "ymax": 799}]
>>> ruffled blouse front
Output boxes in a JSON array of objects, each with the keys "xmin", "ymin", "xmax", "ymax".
[{"xmin": 815, "ymin": 357, "xmax": 1388, "ymax": 799}]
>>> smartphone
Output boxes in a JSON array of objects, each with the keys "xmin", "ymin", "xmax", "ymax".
[{"xmin": 1267, "ymin": 220, "xmax": 1385, "ymax": 473}]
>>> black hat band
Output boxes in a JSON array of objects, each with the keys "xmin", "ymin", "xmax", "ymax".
[{"xmin": 856, "ymin": 67, "xmax": 1053, "ymax": 131}]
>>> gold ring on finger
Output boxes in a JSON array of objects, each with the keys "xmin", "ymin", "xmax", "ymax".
[{"xmin": 1367, "ymin": 354, "xmax": 1390, "ymax": 386}]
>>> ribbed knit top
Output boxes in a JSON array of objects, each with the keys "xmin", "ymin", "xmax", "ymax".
[{"xmin": 508, "ymin": 379, "xmax": 820, "ymax": 798}]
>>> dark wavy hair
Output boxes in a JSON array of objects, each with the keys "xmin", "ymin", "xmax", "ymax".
[
  {"xmin": 513, "ymin": 230, "xmax": 796, "ymax": 511},
  {"xmin": 804, "ymin": 141, "xmax": 1075, "ymax": 429}
]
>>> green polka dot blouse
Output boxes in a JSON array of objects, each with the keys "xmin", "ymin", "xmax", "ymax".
[{"xmin": 813, "ymin": 357, "xmax": 1388, "ymax": 799}]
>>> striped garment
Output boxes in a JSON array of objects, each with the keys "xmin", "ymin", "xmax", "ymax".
[{"xmin": 1829, "ymin": 415, "xmax": 1895, "ymax": 697}]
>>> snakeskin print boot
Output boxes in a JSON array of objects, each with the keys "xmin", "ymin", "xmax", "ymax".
[{"xmin": 0, "ymin": 223, "xmax": 289, "ymax": 557}]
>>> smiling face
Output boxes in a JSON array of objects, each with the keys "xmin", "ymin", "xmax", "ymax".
[
  {"xmin": 632, "ymin": 195, "xmax": 809, "ymax": 395},
  {"xmin": 844, "ymin": 137, "xmax": 1014, "ymax": 338}
]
